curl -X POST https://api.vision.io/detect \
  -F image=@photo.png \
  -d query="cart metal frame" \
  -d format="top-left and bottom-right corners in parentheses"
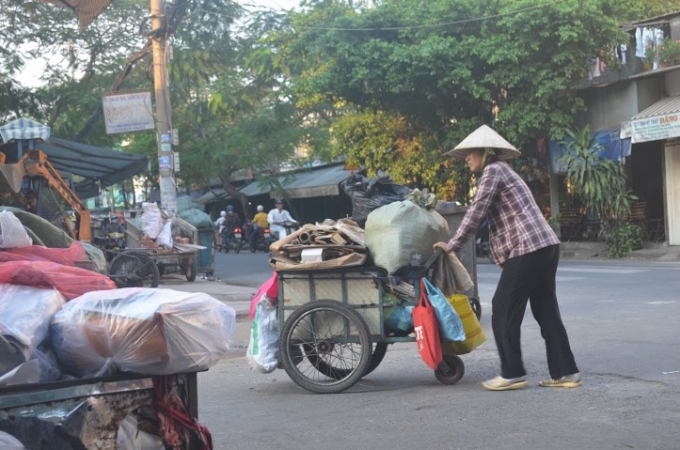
top-left (276, 249), bottom-right (475, 393)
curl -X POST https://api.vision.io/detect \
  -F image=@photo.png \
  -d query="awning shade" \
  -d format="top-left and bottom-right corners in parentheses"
top-left (196, 163), bottom-right (354, 204)
top-left (627, 95), bottom-right (680, 144)
top-left (631, 95), bottom-right (680, 120)
top-left (0, 122), bottom-right (149, 199)
top-left (280, 164), bottom-right (352, 198)
top-left (0, 118), bottom-right (51, 141)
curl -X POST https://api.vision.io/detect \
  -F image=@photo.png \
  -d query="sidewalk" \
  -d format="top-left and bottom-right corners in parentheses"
top-left (560, 241), bottom-right (680, 262)
top-left (159, 275), bottom-right (254, 320)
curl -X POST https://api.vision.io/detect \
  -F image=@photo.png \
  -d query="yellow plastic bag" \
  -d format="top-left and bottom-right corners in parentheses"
top-left (442, 294), bottom-right (486, 355)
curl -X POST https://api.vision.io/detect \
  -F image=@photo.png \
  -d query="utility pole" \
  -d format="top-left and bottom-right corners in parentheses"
top-left (150, 0), bottom-right (177, 217)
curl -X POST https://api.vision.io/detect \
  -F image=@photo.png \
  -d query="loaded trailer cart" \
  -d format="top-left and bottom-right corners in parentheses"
top-left (276, 249), bottom-right (482, 394)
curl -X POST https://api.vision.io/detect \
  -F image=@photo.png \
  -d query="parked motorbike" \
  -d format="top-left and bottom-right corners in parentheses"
top-left (475, 220), bottom-right (494, 264)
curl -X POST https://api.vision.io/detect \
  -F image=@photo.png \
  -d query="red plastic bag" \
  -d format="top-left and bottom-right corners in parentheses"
top-left (0, 260), bottom-right (116, 300)
top-left (412, 279), bottom-right (443, 370)
top-left (3, 242), bottom-right (87, 266)
top-left (249, 272), bottom-right (279, 320)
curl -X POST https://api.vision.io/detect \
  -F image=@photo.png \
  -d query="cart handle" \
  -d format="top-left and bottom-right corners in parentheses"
top-left (424, 248), bottom-right (444, 271)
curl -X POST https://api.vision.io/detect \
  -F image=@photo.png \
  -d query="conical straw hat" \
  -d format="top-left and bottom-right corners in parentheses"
top-left (447, 124), bottom-right (521, 160)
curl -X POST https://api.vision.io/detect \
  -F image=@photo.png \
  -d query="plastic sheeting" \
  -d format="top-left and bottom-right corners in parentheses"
top-left (51, 288), bottom-right (236, 377)
top-left (0, 284), bottom-right (65, 385)
top-left (365, 200), bottom-right (450, 274)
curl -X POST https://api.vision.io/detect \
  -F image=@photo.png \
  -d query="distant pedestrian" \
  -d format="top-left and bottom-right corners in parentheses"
top-left (433, 125), bottom-right (580, 391)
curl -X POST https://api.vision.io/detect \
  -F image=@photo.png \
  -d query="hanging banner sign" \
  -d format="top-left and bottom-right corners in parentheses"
top-left (630, 113), bottom-right (680, 143)
top-left (101, 92), bottom-right (155, 134)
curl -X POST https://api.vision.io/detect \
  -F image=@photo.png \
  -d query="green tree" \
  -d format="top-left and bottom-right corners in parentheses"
top-left (268, 0), bottom-right (673, 202)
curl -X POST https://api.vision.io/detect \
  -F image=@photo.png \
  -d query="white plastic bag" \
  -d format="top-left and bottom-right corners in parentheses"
top-left (365, 200), bottom-right (450, 274)
top-left (51, 288), bottom-right (236, 377)
top-left (246, 294), bottom-right (279, 374)
top-left (0, 210), bottom-right (32, 248)
top-left (0, 431), bottom-right (26, 450)
top-left (141, 202), bottom-right (163, 239)
top-left (116, 415), bottom-right (164, 450)
top-left (0, 284), bottom-right (65, 382)
top-left (156, 220), bottom-right (173, 248)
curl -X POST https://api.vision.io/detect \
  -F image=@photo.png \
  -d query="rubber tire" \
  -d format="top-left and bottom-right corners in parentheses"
top-left (235, 239), bottom-right (242, 254)
top-left (108, 252), bottom-right (160, 288)
top-left (469, 296), bottom-right (482, 320)
top-left (306, 342), bottom-right (388, 380)
top-left (183, 257), bottom-right (197, 282)
top-left (280, 300), bottom-right (372, 394)
top-left (434, 354), bottom-right (465, 385)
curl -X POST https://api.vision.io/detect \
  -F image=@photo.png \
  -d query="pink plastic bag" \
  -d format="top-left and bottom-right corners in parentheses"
top-left (3, 242), bottom-right (87, 266)
top-left (0, 260), bottom-right (116, 300)
top-left (249, 272), bottom-right (279, 320)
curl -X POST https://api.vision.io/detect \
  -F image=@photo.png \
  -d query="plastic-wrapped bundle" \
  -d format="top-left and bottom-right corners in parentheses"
top-left (51, 288), bottom-right (236, 377)
top-left (0, 284), bottom-right (65, 385)
top-left (141, 202), bottom-right (163, 239)
top-left (365, 200), bottom-right (450, 274)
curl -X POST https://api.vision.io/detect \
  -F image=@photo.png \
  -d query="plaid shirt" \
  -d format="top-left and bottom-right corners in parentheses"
top-left (447, 161), bottom-right (559, 266)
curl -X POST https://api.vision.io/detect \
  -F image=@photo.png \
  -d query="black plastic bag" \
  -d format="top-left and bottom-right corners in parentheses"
top-left (341, 174), bottom-right (411, 224)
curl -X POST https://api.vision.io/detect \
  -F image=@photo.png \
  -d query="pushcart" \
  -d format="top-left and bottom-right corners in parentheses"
top-left (276, 249), bottom-right (479, 394)
top-left (124, 217), bottom-right (201, 282)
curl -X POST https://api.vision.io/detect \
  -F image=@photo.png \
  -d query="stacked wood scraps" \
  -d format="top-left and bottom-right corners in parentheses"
top-left (269, 219), bottom-right (367, 271)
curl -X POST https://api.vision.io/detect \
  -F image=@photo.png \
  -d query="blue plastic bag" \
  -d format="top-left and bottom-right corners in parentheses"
top-left (422, 278), bottom-right (465, 342)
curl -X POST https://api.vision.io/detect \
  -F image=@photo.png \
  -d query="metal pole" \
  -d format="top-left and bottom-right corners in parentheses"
top-left (151, 0), bottom-right (177, 217)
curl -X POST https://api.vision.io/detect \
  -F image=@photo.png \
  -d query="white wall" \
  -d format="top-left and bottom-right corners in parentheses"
top-left (663, 143), bottom-right (680, 245)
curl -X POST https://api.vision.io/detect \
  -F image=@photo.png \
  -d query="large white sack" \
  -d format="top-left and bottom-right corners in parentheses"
top-left (141, 202), bottom-right (163, 239)
top-left (0, 210), bottom-right (32, 248)
top-left (246, 294), bottom-right (279, 374)
top-left (365, 200), bottom-right (449, 274)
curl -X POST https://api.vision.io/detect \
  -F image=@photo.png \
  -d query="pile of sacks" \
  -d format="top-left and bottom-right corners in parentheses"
top-left (0, 210), bottom-right (236, 386)
top-left (0, 284), bottom-right (236, 386)
top-left (269, 219), bottom-right (368, 270)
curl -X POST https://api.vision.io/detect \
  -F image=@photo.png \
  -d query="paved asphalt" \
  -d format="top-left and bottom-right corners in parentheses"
top-left (196, 252), bottom-right (680, 450)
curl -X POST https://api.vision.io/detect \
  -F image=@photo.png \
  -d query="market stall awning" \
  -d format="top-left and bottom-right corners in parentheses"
top-left (197, 163), bottom-right (355, 204)
top-left (623, 95), bottom-right (680, 144)
top-left (0, 119), bottom-right (149, 199)
top-left (240, 163), bottom-right (353, 200)
top-left (195, 188), bottom-right (229, 204)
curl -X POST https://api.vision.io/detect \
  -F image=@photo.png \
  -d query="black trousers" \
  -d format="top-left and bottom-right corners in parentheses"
top-left (492, 244), bottom-right (579, 379)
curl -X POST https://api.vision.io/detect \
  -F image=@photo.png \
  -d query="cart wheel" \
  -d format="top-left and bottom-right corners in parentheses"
top-left (305, 342), bottom-right (387, 379)
top-left (182, 257), bottom-right (197, 282)
top-left (280, 300), bottom-right (372, 394)
top-left (364, 342), bottom-right (388, 376)
top-left (108, 252), bottom-right (160, 288)
top-left (469, 296), bottom-right (482, 320)
top-left (434, 354), bottom-right (465, 385)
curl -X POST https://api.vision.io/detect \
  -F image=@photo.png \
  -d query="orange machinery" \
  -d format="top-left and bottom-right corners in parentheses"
top-left (0, 150), bottom-right (91, 243)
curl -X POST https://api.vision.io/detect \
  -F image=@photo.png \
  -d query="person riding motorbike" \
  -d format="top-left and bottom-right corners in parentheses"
top-left (267, 199), bottom-right (297, 239)
top-left (220, 205), bottom-right (240, 247)
top-left (249, 205), bottom-right (269, 251)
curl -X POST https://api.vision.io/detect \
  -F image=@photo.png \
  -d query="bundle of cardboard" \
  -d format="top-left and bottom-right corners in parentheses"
top-left (269, 219), bottom-right (368, 270)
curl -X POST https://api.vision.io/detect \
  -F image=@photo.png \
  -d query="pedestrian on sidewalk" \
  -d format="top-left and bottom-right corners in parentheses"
top-left (433, 125), bottom-right (580, 391)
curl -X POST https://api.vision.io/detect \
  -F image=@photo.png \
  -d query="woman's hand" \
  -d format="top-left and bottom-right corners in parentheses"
top-left (432, 241), bottom-right (452, 253)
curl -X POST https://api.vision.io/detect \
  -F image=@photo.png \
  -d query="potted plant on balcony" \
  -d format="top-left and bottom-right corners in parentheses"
top-left (644, 45), bottom-right (656, 70)
top-left (658, 38), bottom-right (680, 67)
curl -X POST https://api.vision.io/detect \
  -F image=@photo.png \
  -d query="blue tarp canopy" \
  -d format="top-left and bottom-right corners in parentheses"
top-left (549, 128), bottom-right (631, 174)
top-left (0, 119), bottom-right (149, 199)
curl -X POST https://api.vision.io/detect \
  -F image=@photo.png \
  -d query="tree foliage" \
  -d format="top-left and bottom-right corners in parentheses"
top-left (269, 0), bottom-right (673, 202)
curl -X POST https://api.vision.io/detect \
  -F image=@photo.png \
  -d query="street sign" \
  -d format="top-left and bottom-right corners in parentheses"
top-left (173, 152), bottom-right (180, 172)
top-left (172, 128), bottom-right (179, 145)
top-left (101, 91), bottom-right (155, 134)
